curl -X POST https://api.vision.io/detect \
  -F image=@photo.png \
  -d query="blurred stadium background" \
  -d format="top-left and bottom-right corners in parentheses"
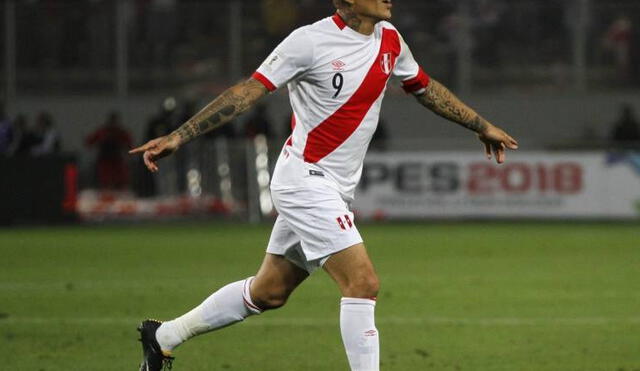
top-left (0, 0), bottom-right (639, 370)
top-left (0, 0), bottom-right (639, 222)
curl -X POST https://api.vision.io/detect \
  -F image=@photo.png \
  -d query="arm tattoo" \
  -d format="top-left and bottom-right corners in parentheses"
top-left (416, 79), bottom-right (489, 133)
top-left (171, 78), bottom-right (268, 145)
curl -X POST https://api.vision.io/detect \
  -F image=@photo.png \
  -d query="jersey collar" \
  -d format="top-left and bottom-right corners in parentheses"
top-left (332, 13), bottom-right (347, 30)
top-left (332, 13), bottom-right (375, 41)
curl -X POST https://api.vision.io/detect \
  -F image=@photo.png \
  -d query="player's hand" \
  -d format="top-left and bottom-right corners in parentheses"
top-left (129, 135), bottom-right (181, 172)
top-left (477, 125), bottom-right (518, 164)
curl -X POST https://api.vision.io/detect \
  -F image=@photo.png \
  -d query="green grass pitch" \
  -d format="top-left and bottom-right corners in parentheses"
top-left (1, 222), bottom-right (639, 370)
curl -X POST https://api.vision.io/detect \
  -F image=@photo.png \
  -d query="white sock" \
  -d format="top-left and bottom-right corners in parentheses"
top-left (340, 297), bottom-right (379, 371)
top-left (155, 277), bottom-right (262, 352)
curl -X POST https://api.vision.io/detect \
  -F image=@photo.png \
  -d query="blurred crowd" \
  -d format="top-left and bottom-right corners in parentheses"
top-left (0, 106), bottom-right (61, 157)
top-left (10, 0), bottom-right (640, 91)
top-left (2, 0), bottom-right (640, 198)
top-left (610, 103), bottom-right (640, 147)
top-left (2, 96), bottom-right (637, 197)
top-left (0, 95), bottom-right (394, 196)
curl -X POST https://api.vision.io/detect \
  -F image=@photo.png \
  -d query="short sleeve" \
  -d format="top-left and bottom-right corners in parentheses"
top-left (253, 27), bottom-right (314, 92)
top-left (393, 36), bottom-right (430, 95)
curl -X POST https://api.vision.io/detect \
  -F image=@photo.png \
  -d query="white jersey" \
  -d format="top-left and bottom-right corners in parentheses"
top-left (253, 14), bottom-right (430, 201)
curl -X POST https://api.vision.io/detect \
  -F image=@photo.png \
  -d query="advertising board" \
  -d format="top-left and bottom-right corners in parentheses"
top-left (353, 151), bottom-right (640, 219)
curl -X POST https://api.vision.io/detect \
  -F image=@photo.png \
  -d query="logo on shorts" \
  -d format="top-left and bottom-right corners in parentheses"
top-left (336, 214), bottom-right (353, 230)
top-left (380, 53), bottom-right (395, 75)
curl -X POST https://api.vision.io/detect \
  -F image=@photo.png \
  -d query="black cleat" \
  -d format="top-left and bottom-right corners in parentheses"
top-left (137, 319), bottom-right (174, 371)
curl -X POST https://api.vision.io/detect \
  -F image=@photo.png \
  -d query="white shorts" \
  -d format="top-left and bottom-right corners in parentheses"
top-left (267, 184), bottom-right (363, 273)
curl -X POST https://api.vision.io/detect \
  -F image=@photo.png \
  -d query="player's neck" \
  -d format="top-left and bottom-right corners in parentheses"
top-left (337, 9), bottom-right (377, 36)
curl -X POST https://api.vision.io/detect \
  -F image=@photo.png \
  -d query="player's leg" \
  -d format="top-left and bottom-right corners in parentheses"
top-left (323, 243), bottom-right (380, 371)
top-left (154, 253), bottom-right (308, 352)
top-left (323, 242), bottom-right (379, 298)
top-left (250, 253), bottom-right (309, 309)
top-left (138, 214), bottom-right (308, 370)
top-left (270, 185), bottom-right (378, 370)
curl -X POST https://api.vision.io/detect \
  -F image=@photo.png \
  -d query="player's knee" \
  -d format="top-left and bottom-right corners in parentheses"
top-left (345, 274), bottom-right (379, 298)
top-left (251, 289), bottom-right (290, 311)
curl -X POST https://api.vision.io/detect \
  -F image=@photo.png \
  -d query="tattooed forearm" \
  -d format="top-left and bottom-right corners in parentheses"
top-left (170, 78), bottom-right (268, 145)
top-left (416, 79), bottom-right (490, 133)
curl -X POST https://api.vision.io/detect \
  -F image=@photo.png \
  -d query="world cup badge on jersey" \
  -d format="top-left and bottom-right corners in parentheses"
top-left (264, 51), bottom-right (284, 72)
top-left (380, 53), bottom-right (395, 75)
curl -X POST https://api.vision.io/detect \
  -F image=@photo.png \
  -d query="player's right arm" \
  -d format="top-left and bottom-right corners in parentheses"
top-left (130, 78), bottom-right (268, 172)
top-left (131, 26), bottom-right (312, 172)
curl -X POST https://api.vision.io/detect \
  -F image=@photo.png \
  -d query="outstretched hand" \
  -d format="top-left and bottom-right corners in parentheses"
top-left (477, 125), bottom-right (518, 164)
top-left (129, 135), bottom-right (181, 172)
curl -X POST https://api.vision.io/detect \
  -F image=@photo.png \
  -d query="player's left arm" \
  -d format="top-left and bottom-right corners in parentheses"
top-left (415, 78), bottom-right (519, 164)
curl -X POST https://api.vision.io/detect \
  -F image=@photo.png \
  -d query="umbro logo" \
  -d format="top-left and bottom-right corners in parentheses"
top-left (331, 60), bottom-right (346, 71)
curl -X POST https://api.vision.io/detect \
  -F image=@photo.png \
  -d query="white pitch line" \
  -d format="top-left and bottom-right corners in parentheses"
top-left (1, 316), bottom-right (639, 326)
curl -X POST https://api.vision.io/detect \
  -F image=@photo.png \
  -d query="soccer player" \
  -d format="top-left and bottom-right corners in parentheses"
top-left (130, 0), bottom-right (518, 370)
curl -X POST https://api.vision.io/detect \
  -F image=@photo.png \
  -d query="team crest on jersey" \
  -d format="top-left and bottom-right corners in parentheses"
top-left (331, 60), bottom-right (346, 71)
top-left (380, 53), bottom-right (395, 75)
